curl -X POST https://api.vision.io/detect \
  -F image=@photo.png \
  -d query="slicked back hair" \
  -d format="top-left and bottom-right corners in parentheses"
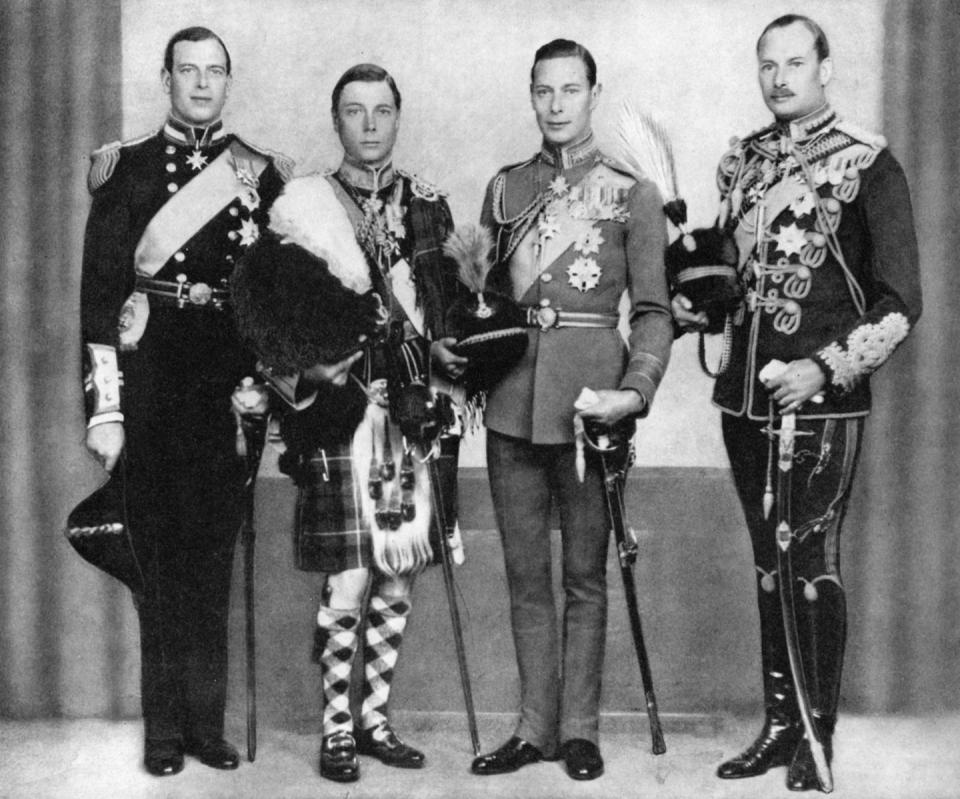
top-left (757, 14), bottom-right (830, 62)
top-left (163, 26), bottom-right (232, 75)
top-left (531, 39), bottom-right (597, 88)
top-left (331, 63), bottom-right (402, 114)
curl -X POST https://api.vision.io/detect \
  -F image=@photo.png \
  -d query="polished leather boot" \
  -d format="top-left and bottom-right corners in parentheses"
top-left (356, 722), bottom-right (425, 769)
top-left (786, 716), bottom-right (835, 792)
top-left (717, 712), bottom-right (803, 779)
top-left (320, 730), bottom-right (360, 782)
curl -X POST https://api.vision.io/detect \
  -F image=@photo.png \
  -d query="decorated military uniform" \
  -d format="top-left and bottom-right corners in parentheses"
top-left (81, 116), bottom-right (289, 749)
top-left (479, 132), bottom-right (673, 753)
top-left (255, 160), bottom-right (462, 756)
top-left (713, 105), bottom-right (921, 779)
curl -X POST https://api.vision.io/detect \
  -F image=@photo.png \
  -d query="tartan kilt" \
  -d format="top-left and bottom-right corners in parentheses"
top-left (294, 434), bottom-right (460, 573)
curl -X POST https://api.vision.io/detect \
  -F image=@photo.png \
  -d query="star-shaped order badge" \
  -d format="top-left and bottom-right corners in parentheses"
top-left (574, 226), bottom-right (604, 256)
top-left (237, 217), bottom-right (260, 247)
top-left (772, 222), bottom-right (807, 257)
top-left (549, 175), bottom-right (569, 196)
top-left (789, 190), bottom-right (816, 218)
top-left (566, 256), bottom-right (602, 292)
top-left (185, 149), bottom-right (208, 171)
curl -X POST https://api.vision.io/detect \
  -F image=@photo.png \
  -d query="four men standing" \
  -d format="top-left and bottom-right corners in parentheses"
top-left (78, 15), bottom-right (919, 795)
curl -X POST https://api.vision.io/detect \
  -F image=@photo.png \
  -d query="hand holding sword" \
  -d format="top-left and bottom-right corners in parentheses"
top-left (573, 388), bottom-right (666, 756)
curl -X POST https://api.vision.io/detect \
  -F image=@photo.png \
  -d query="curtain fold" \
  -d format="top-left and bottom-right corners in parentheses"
top-left (0, 0), bottom-right (139, 719)
top-left (843, 0), bottom-right (960, 714)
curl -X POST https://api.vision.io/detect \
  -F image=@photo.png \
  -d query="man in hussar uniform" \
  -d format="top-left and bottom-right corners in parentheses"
top-left (674, 14), bottom-right (921, 793)
top-left (246, 63), bottom-right (466, 783)
top-left (81, 26), bottom-right (290, 776)
top-left (469, 39), bottom-right (673, 782)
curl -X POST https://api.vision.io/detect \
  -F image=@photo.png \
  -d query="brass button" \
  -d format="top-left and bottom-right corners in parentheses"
top-left (540, 272), bottom-right (553, 283)
top-left (165, 145), bottom-right (175, 155)
top-left (174, 251), bottom-right (186, 263)
top-left (165, 163), bottom-right (176, 173)
top-left (539, 298), bottom-right (551, 307)
top-left (167, 182), bottom-right (178, 193)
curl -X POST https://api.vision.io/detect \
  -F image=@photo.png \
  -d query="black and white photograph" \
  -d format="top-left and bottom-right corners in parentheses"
top-left (0, 1), bottom-right (957, 797)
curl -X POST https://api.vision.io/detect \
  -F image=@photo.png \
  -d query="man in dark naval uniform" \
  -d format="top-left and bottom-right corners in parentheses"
top-left (81, 26), bottom-right (290, 776)
top-left (470, 39), bottom-right (673, 782)
top-left (249, 63), bottom-right (466, 783)
top-left (674, 15), bottom-right (921, 793)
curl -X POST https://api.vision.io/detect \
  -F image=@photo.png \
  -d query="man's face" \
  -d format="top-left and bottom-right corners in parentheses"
top-left (162, 38), bottom-right (231, 127)
top-left (530, 56), bottom-right (599, 148)
top-left (333, 80), bottom-right (400, 168)
top-left (757, 22), bottom-right (831, 121)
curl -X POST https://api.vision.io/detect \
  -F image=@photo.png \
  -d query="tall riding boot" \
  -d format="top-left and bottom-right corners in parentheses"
top-left (786, 572), bottom-right (845, 792)
top-left (718, 585), bottom-right (802, 779)
top-left (315, 603), bottom-right (361, 783)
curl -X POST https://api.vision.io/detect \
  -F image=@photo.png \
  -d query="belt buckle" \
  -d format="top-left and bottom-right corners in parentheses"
top-left (536, 307), bottom-right (558, 331)
top-left (187, 282), bottom-right (213, 306)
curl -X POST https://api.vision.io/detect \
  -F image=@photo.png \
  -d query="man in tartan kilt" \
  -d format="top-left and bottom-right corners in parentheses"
top-left (234, 63), bottom-right (466, 783)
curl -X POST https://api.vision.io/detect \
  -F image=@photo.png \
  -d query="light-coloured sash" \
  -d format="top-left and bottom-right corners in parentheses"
top-left (133, 140), bottom-right (267, 277)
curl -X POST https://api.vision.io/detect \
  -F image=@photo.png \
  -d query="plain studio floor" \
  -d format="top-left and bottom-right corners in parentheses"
top-left (1, 712), bottom-right (958, 799)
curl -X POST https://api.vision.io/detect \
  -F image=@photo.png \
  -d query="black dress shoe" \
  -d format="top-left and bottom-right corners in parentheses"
top-left (184, 737), bottom-right (240, 770)
top-left (717, 717), bottom-right (802, 779)
top-left (320, 730), bottom-right (360, 782)
top-left (357, 722), bottom-right (425, 768)
top-left (471, 736), bottom-right (546, 775)
top-left (144, 739), bottom-right (185, 777)
top-left (562, 739), bottom-right (604, 781)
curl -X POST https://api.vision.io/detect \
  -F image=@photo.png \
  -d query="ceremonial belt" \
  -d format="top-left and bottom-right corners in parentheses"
top-left (522, 306), bottom-right (619, 331)
top-left (135, 275), bottom-right (230, 310)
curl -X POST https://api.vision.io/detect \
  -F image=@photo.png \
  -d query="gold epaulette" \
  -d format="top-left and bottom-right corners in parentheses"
top-left (397, 168), bottom-right (446, 201)
top-left (234, 135), bottom-right (296, 182)
top-left (87, 130), bottom-right (154, 193)
top-left (835, 119), bottom-right (887, 151)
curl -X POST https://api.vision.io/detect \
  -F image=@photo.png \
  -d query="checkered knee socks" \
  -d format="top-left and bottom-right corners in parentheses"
top-left (360, 594), bottom-right (411, 732)
top-left (316, 604), bottom-right (361, 736)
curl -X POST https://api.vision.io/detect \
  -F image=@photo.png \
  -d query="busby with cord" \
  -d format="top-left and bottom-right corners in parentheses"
top-left (665, 226), bottom-right (742, 335)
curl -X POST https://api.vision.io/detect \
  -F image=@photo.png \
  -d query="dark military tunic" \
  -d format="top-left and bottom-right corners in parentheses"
top-left (713, 105), bottom-right (921, 732)
top-left (80, 116), bottom-right (288, 743)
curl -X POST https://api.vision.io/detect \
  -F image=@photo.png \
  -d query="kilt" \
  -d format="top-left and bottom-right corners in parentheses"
top-left (294, 431), bottom-right (460, 574)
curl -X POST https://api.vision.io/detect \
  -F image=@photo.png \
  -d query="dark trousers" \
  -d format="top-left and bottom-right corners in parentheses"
top-left (487, 431), bottom-right (610, 752)
top-left (125, 387), bottom-right (244, 745)
top-left (722, 413), bottom-right (863, 719)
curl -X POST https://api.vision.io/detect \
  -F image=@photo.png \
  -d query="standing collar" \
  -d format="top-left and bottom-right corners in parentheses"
top-left (539, 131), bottom-right (599, 170)
top-left (162, 115), bottom-right (227, 148)
top-left (336, 158), bottom-right (396, 193)
top-left (776, 104), bottom-right (837, 144)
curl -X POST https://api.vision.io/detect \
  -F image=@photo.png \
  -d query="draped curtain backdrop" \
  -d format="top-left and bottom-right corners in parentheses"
top-left (844, 0), bottom-right (960, 714)
top-left (0, 0), bottom-right (140, 718)
top-left (1, 0), bottom-right (957, 719)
